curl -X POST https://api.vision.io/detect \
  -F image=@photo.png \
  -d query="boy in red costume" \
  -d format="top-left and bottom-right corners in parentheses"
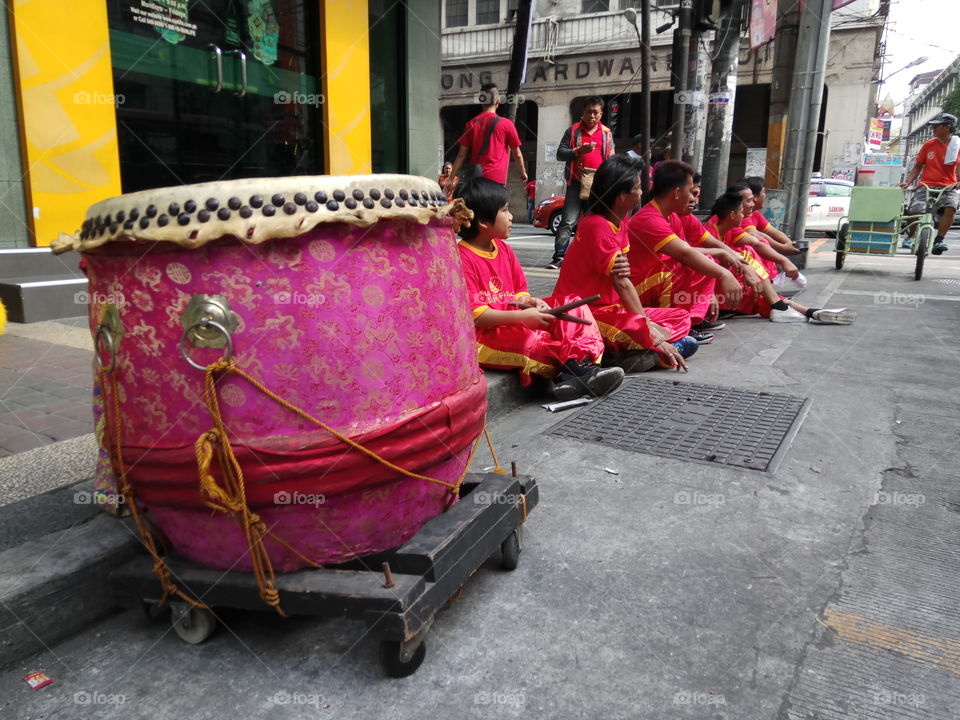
top-left (455, 177), bottom-right (624, 399)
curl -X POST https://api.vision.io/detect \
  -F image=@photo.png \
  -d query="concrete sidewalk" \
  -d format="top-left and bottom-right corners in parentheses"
top-left (4, 239), bottom-right (960, 718)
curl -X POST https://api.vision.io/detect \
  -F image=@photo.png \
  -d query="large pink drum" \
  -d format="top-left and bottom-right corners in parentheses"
top-left (54, 176), bottom-right (486, 571)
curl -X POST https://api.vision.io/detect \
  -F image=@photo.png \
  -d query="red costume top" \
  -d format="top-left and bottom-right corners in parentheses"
top-left (552, 214), bottom-right (628, 306)
top-left (676, 213), bottom-right (711, 246)
top-left (743, 211), bottom-right (771, 232)
top-left (627, 200), bottom-right (686, 279)
top-left (705, 217), bottom-right (751, 247)
top-left (456, 238), bottom-right (529, 320)
top-left (458, 112), bottom-right (522, 185)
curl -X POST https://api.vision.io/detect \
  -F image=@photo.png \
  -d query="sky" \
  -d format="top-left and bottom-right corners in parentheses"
top-left (878, 0), bottom-right (956, 108)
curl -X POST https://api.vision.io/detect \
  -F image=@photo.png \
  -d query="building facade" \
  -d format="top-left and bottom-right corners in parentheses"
top-left (440, 0), bottom-right (885, 205)
top-left (903, 56), bottom-right (960, 165)
top-left (0, 0), bottom-right (441, 249)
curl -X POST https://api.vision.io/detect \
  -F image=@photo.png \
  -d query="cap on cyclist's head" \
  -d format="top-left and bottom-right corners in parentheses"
top-left (927, 112), bottom-right (957, 130)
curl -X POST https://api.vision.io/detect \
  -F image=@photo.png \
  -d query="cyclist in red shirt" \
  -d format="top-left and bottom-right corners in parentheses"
top-left (901, 112), bottom-right (960, 255)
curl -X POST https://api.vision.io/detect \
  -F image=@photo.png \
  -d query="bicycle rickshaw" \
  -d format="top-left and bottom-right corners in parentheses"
top-left (834, 183), bottom-right (956, 280)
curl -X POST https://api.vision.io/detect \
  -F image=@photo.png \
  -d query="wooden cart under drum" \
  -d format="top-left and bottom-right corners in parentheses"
top-left (110, 471), bottom-right (538, 677)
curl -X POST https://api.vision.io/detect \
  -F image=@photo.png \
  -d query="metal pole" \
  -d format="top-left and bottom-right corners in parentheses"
top-left (503, 0), bottom-right (533, 124)
top-left (641, 1), bottom-right (652, 195)
top-left (671, 0), bottom-right (693, 162)
top-left (765, 0), bottom-right (801, 189)
top-left (781, 0), bottom-right (832, 242)
top-left (699, 0), bottom-right (746, 205)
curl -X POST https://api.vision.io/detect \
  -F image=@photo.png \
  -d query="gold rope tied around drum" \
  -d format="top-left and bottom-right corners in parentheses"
top-left (192, 358), bottom-right (484, 614)
top-left (100, 368), bottom-right (209, 611)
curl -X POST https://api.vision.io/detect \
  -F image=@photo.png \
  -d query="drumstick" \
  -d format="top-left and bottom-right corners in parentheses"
top-left (553, 313), bottom-right (592, 325)
top-left (545, 295), bottom-right (600, 315)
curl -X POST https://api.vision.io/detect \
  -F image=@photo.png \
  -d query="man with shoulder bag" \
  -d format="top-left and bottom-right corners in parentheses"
top-left (546, 96), bottom-right (614, 269)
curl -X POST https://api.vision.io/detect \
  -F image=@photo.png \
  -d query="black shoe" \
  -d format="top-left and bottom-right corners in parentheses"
top-left (553, 359), bottom-right (624, 400)
top-left (689, 329), bottom-right (715, 344)
top-left (932, 242), bottom-right (949, 255)
top-left (692, 320), bottom-right (725, 331)
top-left (602, 349), bottom-right (659, 374)
top-left (717, 310), bottom-right (738, 320)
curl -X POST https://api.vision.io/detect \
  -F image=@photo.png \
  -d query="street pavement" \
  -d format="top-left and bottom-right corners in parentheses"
top-left (3, 225), bottom-right (960, 718)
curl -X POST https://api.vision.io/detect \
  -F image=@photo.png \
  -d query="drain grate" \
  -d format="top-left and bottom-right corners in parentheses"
top-left (548, 377), bottom-right (810, 473)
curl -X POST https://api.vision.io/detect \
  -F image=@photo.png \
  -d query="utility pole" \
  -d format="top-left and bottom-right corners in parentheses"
top-left (503, 0), bottom-right (533, 124)
top-left (699, 0), bottom-right (747, 205)
top-left (765, 0), bottom-right (801, 189)
top-left (671, 0), bottom-right (693, 162)
top-left (780, 0), bottom-right (832, 242)
top-left (623, 5), bottom-right (652, 196)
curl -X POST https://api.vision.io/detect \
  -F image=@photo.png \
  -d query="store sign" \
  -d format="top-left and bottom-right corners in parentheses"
top-left (749, 0), bottom-right (777, 50)
top-left (130, 0), bottom-right (198, 43)
top-left (867, 118), bottom-right (884, 150)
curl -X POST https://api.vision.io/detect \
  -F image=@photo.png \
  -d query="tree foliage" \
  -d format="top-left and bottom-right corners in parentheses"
top-left (943, 81), bottom-right (960, 120)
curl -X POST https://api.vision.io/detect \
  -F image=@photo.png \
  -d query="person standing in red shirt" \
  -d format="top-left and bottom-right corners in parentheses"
top-left (901, 112), bottom-right (960, 255)
top-left (444, 84), bottom-right (527, 193)
top-left (547, 97), bottom-right (615, 269)
top-left (524, 179), bottom-right (537, 224)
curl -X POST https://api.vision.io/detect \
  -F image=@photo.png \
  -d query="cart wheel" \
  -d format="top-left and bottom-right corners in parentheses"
top-left (500, 529), bottom-right (521, 570)
top-left (171, 605), bottom-right (217, 645)
top-left (835, 223), bottom-right (848, 270)
top-left (915, 226), bottom-right (931, 280)
top-left (379, 639), bottom-right (427, 678)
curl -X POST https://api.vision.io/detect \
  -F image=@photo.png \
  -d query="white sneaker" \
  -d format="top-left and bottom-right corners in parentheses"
top-left (810, 308), bottom-right (856, 325)
top-left (770, 306), bottom-right (806, 323)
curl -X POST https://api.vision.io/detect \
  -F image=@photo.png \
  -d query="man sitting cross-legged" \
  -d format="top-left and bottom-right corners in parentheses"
top-left (455, 177), bottom-right (625, 400)
top-left (707, 191), bottom-right (856, 324)
top-left (552, 155), bottom-right (695, 373)
top-left (626, 160), bottom-right (744, 341)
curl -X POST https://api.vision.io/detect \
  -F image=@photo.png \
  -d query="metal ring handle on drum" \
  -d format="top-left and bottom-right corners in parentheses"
top-left (94, 325), bottom-right (117, 374)
top-left (179, 319), bottom-right (234, 371)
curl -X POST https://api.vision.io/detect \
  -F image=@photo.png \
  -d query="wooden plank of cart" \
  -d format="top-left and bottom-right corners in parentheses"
top-left (109, 471), bottom-right (539, 677)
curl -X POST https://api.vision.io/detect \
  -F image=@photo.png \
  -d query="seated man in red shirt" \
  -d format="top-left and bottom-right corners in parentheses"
top-left (455, 177), bottom-right (624, 399)
top-left (707, 191), bottom-right (855, 324)
top-left (901, 112), bottom-right (960, 255)
top-left (627, 160), bottom-right (744, 340)
top-left (740, 176), bottom-right (798, 255)
top-left (553, 154), bottom-right (694, 372)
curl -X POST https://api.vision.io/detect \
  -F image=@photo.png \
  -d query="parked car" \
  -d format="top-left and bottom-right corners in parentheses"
top-left (806, 177), bottom-right (853, 235)
top-left (533, 195), bottom-right (566, 235)
top-left (534, 177), bottom-right (855, 236)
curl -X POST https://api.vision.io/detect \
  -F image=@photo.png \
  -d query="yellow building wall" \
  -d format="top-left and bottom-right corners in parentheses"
top-left (320, 0), bottom-right (372, 175)
top-left (9, 0), bottom-right (123, 246)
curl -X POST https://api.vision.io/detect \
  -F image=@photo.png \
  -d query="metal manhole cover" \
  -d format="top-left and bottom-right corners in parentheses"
top-left (548, 377), bottom-right (810, 473)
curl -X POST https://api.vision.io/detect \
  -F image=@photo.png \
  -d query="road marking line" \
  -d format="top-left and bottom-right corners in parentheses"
top-left (823, 608), bottom-right (960, 676)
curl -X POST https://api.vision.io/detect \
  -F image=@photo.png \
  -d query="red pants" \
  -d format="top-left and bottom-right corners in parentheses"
top-left (722, 246), bottom-right (777, 317)
top-left (591, 304), bottom-right (691, 352)
top-left (633, 258), bottom-right (716, 324)
top-left (475, 295), bottom-right (605, 384)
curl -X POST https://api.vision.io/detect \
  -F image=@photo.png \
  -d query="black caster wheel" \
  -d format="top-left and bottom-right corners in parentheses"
top-left (379, 638), bottom-right (427, 678)
top-left (500, 529), bottom-right (521, 570)
top-left (170, 605), bottom-right (217, 644)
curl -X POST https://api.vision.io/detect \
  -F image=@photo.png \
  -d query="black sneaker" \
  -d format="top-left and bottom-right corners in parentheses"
top-left (932, 242), bottom-right (949, 255)
top-left (602, 349), bottom-right (659, 374)
top-left (689, 329), bottom-right (715, 344)
top-left (581, 365), bottom-right (625, 397)
top-left (553, 359), bottom-right (624, 400)
top-left (692, 320), bottom-right (725, 331)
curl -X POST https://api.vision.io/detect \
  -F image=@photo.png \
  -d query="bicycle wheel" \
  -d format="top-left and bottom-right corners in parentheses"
top-left (915, 225), bottom-right (931, 280)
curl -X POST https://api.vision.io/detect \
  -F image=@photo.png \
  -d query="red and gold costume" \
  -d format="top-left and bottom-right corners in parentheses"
top-left (627, 201), bottom-right (716, 324)
top-left (704, 218), bottom-right (780, 316)
top-left (553, 214), bottom-right (691, 351)
top-left (457, 238), bottom-right (604, 383)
